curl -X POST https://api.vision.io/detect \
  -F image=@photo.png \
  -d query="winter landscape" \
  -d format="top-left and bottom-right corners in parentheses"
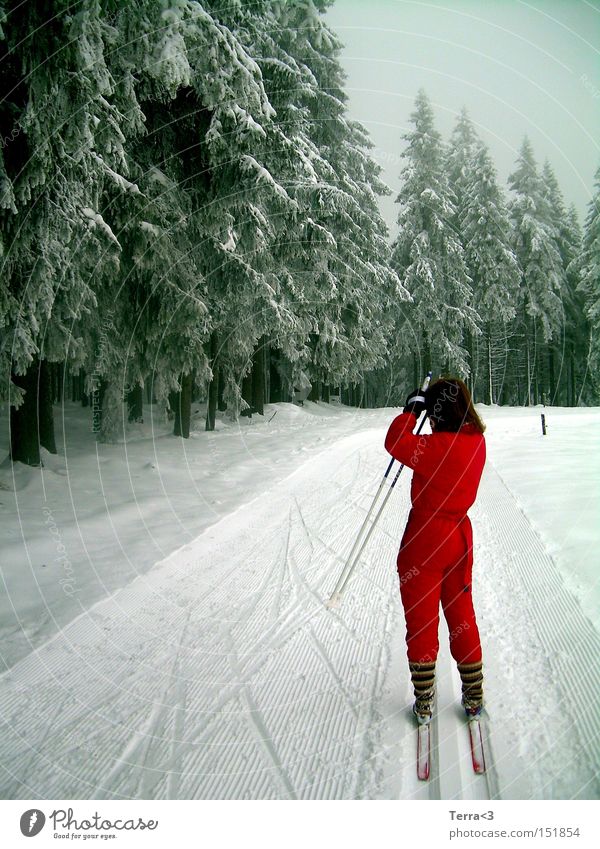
top-left (0, 0), bottom-right (599, 810)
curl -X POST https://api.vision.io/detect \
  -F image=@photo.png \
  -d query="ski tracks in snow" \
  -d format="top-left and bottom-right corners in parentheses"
top-left (0, 433), bottom-right (410, 799)
top-left (0, 426), bottom-right (596, 800)
top-left (472, 459), bottom-right (600, 799)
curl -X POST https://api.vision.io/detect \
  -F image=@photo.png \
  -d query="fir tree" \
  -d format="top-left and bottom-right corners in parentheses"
top-left (540, 162), bottom-right (589, 404)
top-left (508, 138), bottom-right (564, 404)
top-left (391, 89), bottom-right (478, 379)
top-left (446, 107), bottom-right (480, 225)
top-left (1, 0), bottom-right (138, 461)
top-left (575, 165), bottom-right (600, 401)
top-left (266, 0), bottom-right (405, 400)
top-left (459, 143), bottom-right (520, 403)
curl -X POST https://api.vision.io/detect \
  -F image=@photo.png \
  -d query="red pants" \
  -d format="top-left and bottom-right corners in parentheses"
top-left (397, 518), bottom-right (482, 665)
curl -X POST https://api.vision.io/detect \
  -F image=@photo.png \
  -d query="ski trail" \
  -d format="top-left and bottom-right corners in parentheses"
top-left (227, 635), bottom-right (298, 800)
top-left (94, 609), bottom-right (191, 800)
top-left (1, 424), bottom-right (595, 800)
top-left (472, 459), bottom-right (600, 799)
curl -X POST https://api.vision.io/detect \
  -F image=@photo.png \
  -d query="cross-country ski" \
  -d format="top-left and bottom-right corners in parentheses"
top-left (417, 723), bottom-right (431, 781)
top-left (468, 719), bottom-right (486, 775)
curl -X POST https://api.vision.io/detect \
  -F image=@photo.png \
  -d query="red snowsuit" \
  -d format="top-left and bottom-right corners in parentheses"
top-left (384, 412), bottom-right (486, 665)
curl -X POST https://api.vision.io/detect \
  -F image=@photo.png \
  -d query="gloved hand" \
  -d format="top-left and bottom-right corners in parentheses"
top-left (403, 388), bottom-right (427, 416)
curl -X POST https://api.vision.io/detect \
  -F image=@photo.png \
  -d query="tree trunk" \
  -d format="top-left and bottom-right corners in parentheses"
top-left (217, 368), bottom-right (227, 412)
top-left (206, 331), bottom-right (219, 431)
top-left (269, 348), bottom-right (283, 403)
top-left (80, 371), bottom-right (89, 407)
top-left (308, 379), bottom-right (320, 402)
top-left (38, 359), bottom-right (57, 454)
top-left (10, 359), bottom-right (42, 465)
top-left (487, 325), bottom-right (493, 405)
top-left (322, 383), bottom-right (330, 403)
top-left (569, 341), bottom-right (576, 406)
top-left (241, 370), bottom-right (253, 417)
top-left (547, 347), bottom-right (555, 405)
top-left (172, 372), bottom-right (193, 437)
top-left (55, 362), bottom-right (64, 404)
top-left (10, 358), bottom-right (56, 463)
top-left (525, 335), bottom-right (532, 406)
top-left (422, 335), bottom-right (432, 376)
top-left (252, 339), bottom-right (266, 416)
top-left (91, 378), bottom-right (108, 433)
top-left (127, 384), bottom-right (144, 423)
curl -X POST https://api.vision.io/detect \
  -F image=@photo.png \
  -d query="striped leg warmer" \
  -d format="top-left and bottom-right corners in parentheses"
top-left (409, 661), bottom-right (435, 718)
top-left (457, 660), bottom-right (484, 709)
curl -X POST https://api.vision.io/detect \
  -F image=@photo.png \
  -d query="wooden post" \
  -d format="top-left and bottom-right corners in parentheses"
top-left (541, 413), bottom-right (547, 436)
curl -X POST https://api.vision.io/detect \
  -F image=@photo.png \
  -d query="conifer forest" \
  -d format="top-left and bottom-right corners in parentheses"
top-left (1, 0), bottom-right (598, 466)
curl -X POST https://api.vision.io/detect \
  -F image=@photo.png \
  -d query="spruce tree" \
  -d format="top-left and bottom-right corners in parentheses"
top-left (391, 89), bottom-right (478, 379)
top-left (459, 144), bottom-right (520, 403)
top-left (508, 138), bottom-right (564, 404)
top-left (541, 162), bottom-right (589, 404)
top-left (446, 107), bottom-right (480, 225)
top-left (1, 0), bottom-right (138, 461)
top-left (268, 0), bottom-right (404, 399)
top-left (575, 165), bottom-right (600, 401)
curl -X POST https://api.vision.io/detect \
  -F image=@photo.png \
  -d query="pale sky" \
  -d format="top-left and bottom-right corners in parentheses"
top-left (325, 0), bottom-right (600, 235)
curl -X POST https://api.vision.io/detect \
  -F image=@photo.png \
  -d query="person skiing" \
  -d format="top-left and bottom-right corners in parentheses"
top-left (384, 377), bottom-right (487, 725)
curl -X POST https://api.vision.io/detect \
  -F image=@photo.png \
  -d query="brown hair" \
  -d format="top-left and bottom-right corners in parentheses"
top-left (425, 377), bottom-right (486, 434)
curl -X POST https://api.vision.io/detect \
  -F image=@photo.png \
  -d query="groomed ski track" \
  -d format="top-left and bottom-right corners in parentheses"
top-left (0, 426), bottom-right (598, 800)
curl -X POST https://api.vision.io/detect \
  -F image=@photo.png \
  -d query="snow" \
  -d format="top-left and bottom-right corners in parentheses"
top-left (477, 405), bottom-right (600, 629)
top-left (220, 226), bottom-right (237, 252)
top-left (240, 154), bottom-right (296, 206)
top-left (90, 152), bottom-right (140, 195)
top-left (0, 402), bottom-right (598, 799)
top-left (139, 220), bottom-right (162, 237)
top-left (81, 206), bottom-right (120, 245)
top-left (0, 401), bottom-right (378, 669)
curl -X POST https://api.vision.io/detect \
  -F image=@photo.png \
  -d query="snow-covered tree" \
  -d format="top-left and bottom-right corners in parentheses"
top-left (391, 89), bottom-right (478, 380)
top-left (1, 0), bottom-right (142, 461)
top-left (507, 138), bottom-right (564, 404)
top-left (459, 143), bottom-right (521, 403)
top-left (575, 165), bottom-right (600, 401)
top-left (446, 107), bottom-right (480, 225)
top-left (540, 162), bottom-right (590, 404)
top-left (255, 0), bottom-right (405, 403)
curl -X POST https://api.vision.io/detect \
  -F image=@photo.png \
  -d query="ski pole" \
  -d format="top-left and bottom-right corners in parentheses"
top-left (327, 372), bottom-right (432, 608)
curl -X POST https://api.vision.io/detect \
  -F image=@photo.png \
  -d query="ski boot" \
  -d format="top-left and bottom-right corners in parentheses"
top-left (413, 702), bottom-right (433, 725)
top-left (461, 697), bottom-right (483, 720)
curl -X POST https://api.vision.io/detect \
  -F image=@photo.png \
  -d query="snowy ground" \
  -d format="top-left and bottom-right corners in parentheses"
top-left (0, 401), bottom-right (598, 800)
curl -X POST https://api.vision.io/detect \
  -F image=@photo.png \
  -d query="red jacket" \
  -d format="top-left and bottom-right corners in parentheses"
top-left (384, 412), bottom-right (486, 569)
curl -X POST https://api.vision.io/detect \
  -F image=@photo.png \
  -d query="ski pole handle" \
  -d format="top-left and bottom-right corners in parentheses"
top-left (389, 409), bottom-right (429, 489)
